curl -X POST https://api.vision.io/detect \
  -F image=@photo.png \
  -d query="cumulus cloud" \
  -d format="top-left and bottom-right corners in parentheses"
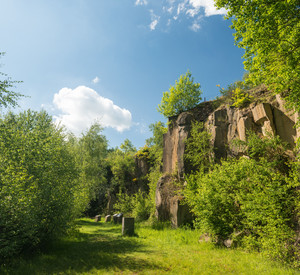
top-left (189, 0), bottom-right (227, 16)
top-left (53, 86), bottom-right (132, 135)
top-left (135, 0), bottom-right (148, 6)
top-left (92, 76), bottom-right (100, 84)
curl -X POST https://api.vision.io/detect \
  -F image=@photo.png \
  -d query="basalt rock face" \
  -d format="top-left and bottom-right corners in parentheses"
top-left (162, 101), bottom-right (215, 178)
top-left (156, 93), bottom-right (299, 227)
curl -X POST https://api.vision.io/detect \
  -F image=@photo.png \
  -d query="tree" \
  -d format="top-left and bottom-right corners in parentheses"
top-left (0, 52), bottom-right (23, 108)
top-left (120, 138), bottom-right (136, 153)
top-left (146, 121), bottom-right (167, 149)
top-left (215, 1), bottom-right (300, 110)
top-left (0, 110), bottom-right (79, 258)
top-left (107, 139), bottom-right (136, 192)
top-left (73, 123), bottom-right (108, 214)
top-left (157, 70), bottom-right (202, 118)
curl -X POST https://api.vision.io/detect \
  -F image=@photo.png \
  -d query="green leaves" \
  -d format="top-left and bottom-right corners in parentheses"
top-left (157, 70), bottom-right (202, 118)
top-left (184, 131), bottom-right (300, 266)
top-left (215, 0), bottom-right (300, 111)
top-left (0, 52), bottom-right (23, 108)
top-left (231, 87), bottom-right (253, 108)
top-left (184, 121), bottom-right (213, 174)
top-left (0, 110), bottom-right (79, 259)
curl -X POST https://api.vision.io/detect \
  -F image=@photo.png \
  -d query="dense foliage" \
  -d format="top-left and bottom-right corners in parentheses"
top-left (157, 70), bottom-right (202, 118)
top-left (0, 111), bottom-right (79, 259)
top-left (184, 130), bottom-right (300, 267)
top-left (70, 124), bottom-right (109, 216)
top-left (215, 0), bottom-right (300, 111)
top-left (184, 121), bottom-right (213, 174)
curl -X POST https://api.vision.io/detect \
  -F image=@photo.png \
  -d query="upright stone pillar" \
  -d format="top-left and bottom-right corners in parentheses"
top-left (122, 217), bottom-right (135, 236)
top-left (105, 215), bottom-right (111, 222)
top-left (95, 215), bottom-right (101, 222)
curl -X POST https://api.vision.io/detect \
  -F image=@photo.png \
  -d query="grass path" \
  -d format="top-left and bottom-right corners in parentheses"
top-left (1, 218), bottom-right (299, 274)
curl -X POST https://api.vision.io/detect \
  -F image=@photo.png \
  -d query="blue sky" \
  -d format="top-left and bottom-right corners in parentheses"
top-left (0, 0), bottom-right (245, 149)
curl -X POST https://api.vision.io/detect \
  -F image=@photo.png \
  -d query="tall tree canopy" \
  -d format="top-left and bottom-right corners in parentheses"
top-left (157, 70), bottom-right (202, 118)
top-left (215, 0), bottom-right (300, 110)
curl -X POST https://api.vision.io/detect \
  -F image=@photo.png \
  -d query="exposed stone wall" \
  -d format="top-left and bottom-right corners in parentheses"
top-left (156, 92), bottom-right (299, 227)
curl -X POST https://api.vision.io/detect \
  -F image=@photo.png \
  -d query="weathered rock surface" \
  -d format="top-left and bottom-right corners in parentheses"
top-left (170, 196), bottom-right (193, 228)
top-left (156, 92), bottom-right (299, 226)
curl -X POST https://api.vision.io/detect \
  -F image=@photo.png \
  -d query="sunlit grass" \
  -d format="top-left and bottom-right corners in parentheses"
top-left (1, 218), bottom-right (299, 274)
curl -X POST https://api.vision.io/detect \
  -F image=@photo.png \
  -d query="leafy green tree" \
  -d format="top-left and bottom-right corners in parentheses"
top-left (0, 110), bottom-right (79, 258)
top-left (145, 121), bottom-right (167, 165)
top-left (157, 70), bottom-right (202, 118)
top-left (108, 140), bottom-right (136, 192)
top-left (146, 121), bottom-right (167, 149)
top-left (73, 123), bottom-right (108, 214)
top-left (120, 138), bottom-right (136, 153)
top-left (215, 0), bottom-right (300, 110)
top-left (0, 52), bottom-right (23, 108)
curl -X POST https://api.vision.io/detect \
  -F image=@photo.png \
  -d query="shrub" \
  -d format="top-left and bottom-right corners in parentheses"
top-left (184, 157), bottom-right (299, 266)
top-left (231, 131), bottom-right (291, 174)
top-left (184, 121), bottom-right (213, 174)
top-left (0, 110), bottom-right (79, 259)
top-left (114, 190), bottom-right (152, 222)
top-left (231, 87), bottom-right (253, 108)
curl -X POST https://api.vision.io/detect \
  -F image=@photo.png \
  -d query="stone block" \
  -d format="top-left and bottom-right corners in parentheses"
top-left (95, 215), bottom-right (101, 222)
top-left (122, 217), bottom-right (135, 236)
top-left (105, 215), bottom-right (111, 222)
top-left (252, 103), bottom-right (273, 124)
top-left (113, 213), bottom-right (123, 224)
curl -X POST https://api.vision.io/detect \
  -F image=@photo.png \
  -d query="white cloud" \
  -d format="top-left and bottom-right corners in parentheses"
top-left (135, 0), bottom-right (148, 6)
top-left (53, 86), bottom-right (132, 135)
top-left (92, 76), bottom-right (100, 84)
top-left (150, 19), bottom-right (159, 30)
top-left (177, 1), bottom-right (188, 15)
top-left (190, 22), bottom-right (201, 31)
top-left (189, 0), bottom-right (227, 16)
top-left (134, 0), bottom-right (226, 31)
top-left (149, 10), bottom-right (160, 31)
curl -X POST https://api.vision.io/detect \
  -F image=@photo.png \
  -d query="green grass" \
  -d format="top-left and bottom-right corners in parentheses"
top-left (1, 218), bottom-right (299, 274)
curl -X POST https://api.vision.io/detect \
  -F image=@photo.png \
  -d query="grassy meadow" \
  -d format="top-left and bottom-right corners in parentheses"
top-left (1, 218), bottom-right (299, 275)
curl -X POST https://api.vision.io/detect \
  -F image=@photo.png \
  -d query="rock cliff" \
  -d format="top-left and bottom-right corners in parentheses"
top-left (156, 88), bottom-right (299, 227)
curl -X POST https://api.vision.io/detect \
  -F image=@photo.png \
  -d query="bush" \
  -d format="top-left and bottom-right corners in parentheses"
top-left (184, 157), bottom-right (299, 266)
top-left (231, 131), bottom-right (291, 174)
top-left (184, 121), bottom-right (213, 174)
top-left (114, 190), bottom-right (152, 222)
top-left (0, 110), bottom-right (79, 259)
top-left (231, 87), bottom-right (253, 108)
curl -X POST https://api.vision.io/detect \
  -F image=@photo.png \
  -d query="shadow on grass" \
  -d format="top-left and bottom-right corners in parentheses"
top-left (1, 219), bottom-right (161, 274)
